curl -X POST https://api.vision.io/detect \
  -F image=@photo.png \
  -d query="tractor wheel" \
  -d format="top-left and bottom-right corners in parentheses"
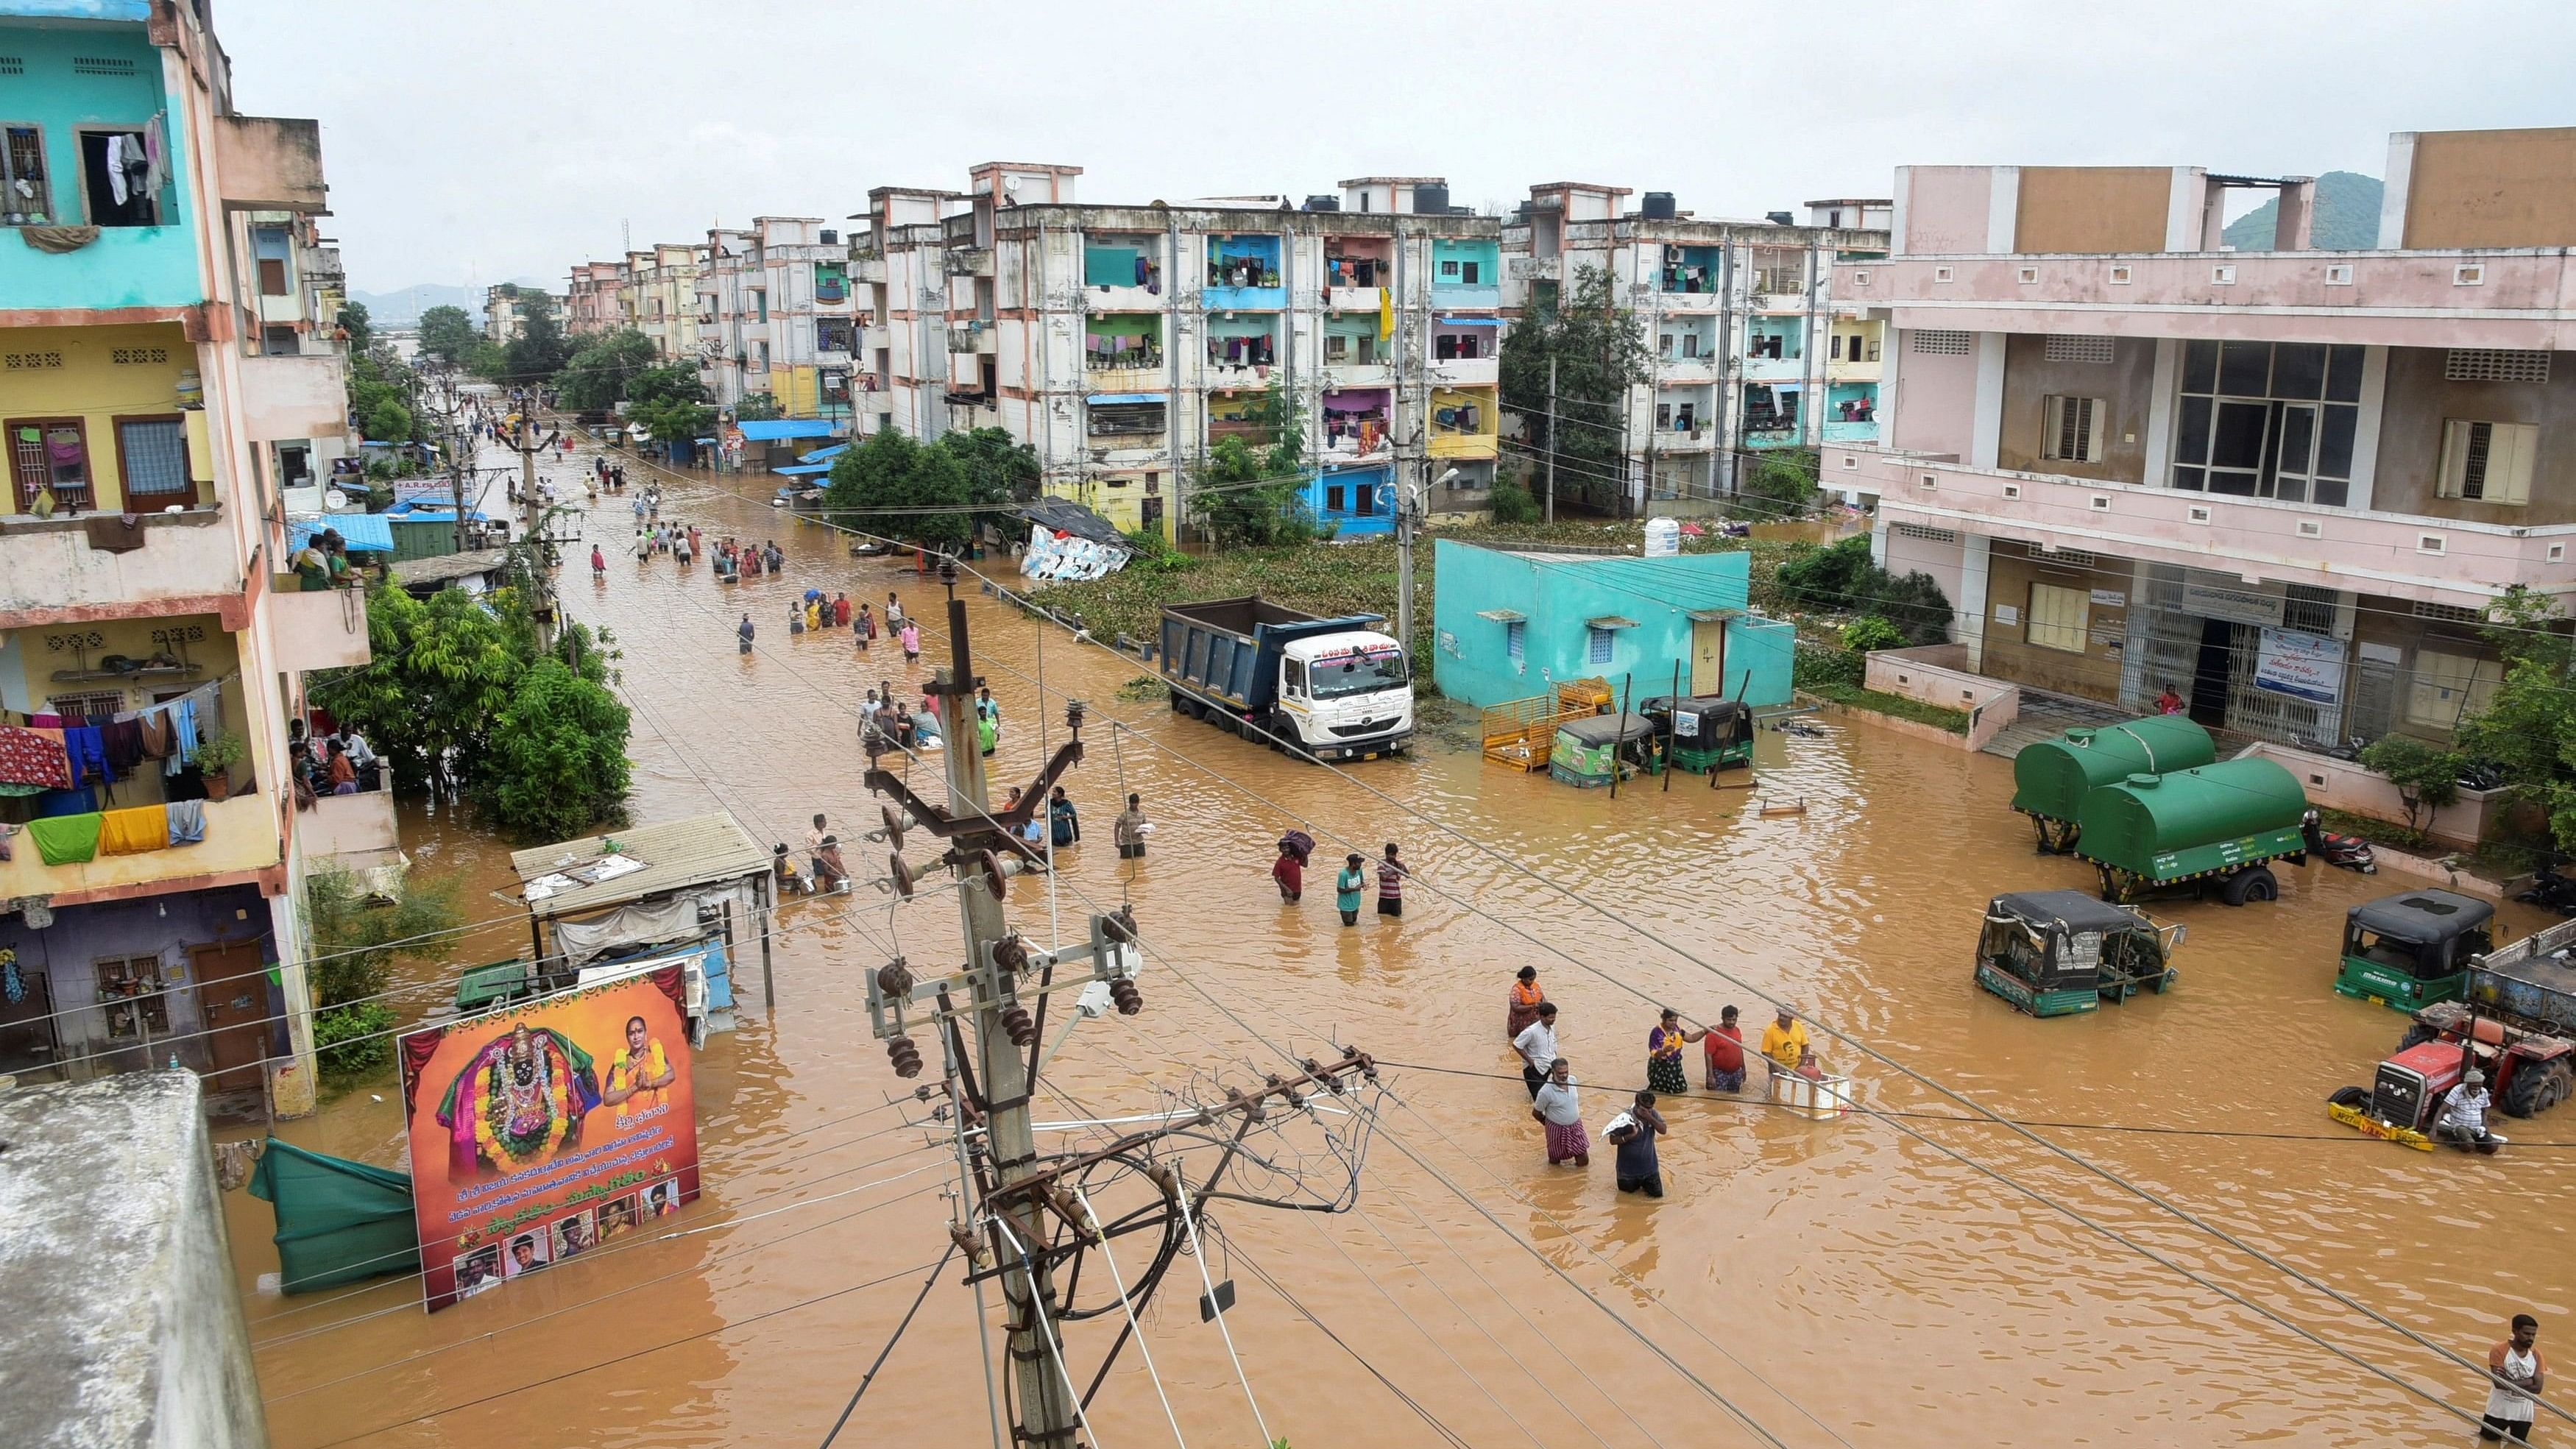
top-left (2221, 865), bottom-right (2278, 907)
top-left (2328, 1085), bottom-right (2369, 1111)
top-left (2499, 1058), bottom-right (2573, 1119)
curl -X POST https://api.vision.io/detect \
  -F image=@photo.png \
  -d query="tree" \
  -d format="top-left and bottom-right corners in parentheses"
top-left (336, 300), bottom-right (372, 353)
top-left (626, 363), bottom-right (717, 445)
top-left (735, 392), bottom-right (782, 422)
top-left (555, 327), bottom-right (658, 412)
top-left (1499, 263), bottom-right (1649, 515)
top-left (824, 428), bottom-right (983, 551)
top-left (2456, 586), bottom-right (2576, 853)
top-left (478, 659), bottom-right (633, 842)
top-left (1192, 382), bottom-right (1312, 548)
top-left (462, 337), bottom-right (507, 380)
top-left (418, 305), bottom-right (475, 366)
top-left (1774, 535), bottom-right (1950, 645)
top-left (500, 291), bottom-right (571, 383)
top-left (938, 426), bottom-right (1041, 506)
top-left (1732, 449), bottom-right (1820, 522)
top-left (308, 584), bottom-right (525, 793)
top-left (2356, 735), bottom-right (2467, 841)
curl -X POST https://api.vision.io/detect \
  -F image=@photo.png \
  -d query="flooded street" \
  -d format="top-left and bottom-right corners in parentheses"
top-left (236, 432), bottom-right (2572, 1449)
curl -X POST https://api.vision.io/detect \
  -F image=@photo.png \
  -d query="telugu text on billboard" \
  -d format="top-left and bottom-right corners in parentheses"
top-left (2253, 626), bottom-right (2346, 705)
top-left (397, 966), bottom-right (701, 1311)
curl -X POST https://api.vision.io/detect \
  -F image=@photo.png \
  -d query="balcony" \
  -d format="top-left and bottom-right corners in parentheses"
top-left (1428, 356), bottom-right (1498, 388)
top-left (1743, 419), bottom-right (1804, 448)
top-left (238, 352), bottom-right (350, 444)
top-left (947, 322), bottom-right (998, 354)
top-left (1324, 286), bottom-right (1385, 313)
top-left (1827, 356), bottom-right (1883, 383)
top-left (0, 793), bottom-right (280, 907)
top-left (1084, 362), bottom-right (1167, 393)
top-left (1429, 283), bottom-right (1502, 310)
top-left (1507, 257), bottom-right (1560, 283)
top-left (852, 255), bottom-right (887, 284)
top-left (860, 325), bottom-right (891, 351)
top-left (1741, 352), bottom-right (1805, 383)
top-left (1654, 356), bottom-right (1719, 385)
top-left (1652, 425), bottom-right (1716, 453)
top-left (0, 510), bottom-right (242, 627)
top-left (1203, 283), bottom-right (1286, 311)
top-left (1821, 419), bottom-right (1880, 444)
top-left (266, 586), bottom-right (371, 671)
top-left (297, 779), bottom-right (400, 871)
top-left (1834, 251), bottom-right (2576, 349)
top-left (215, 116), bottom-right (328, 212)
top-left (854, 389), bottom-right (894, 415)
top-left (943, 248), bottom-right (994, 278)
top-left (1320, 361), bottom-right (1395, 389)
top-left (1652, 286), bottom-right (1722, 311)
top-left (1828, 445), bottom-right (2576, 606)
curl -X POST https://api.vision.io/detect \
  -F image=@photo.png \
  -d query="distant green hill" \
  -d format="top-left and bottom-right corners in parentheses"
top-left (2223, 171), bottom-right (2383, 251)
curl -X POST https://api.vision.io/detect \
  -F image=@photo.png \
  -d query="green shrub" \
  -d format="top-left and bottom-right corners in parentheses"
top-left (1841, 615), bottom-right (1903, 653)
top-left (316, 1001), bottom-right (397, 1083)
top-left (2357, 735), bottom-right (2466, 840)
top-left (1794, 641), bottom-right (1864, 690)
top-left (1490, 475), bottom-right (1540, 525)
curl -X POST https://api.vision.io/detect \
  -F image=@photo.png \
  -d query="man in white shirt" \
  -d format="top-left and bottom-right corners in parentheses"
top-left (1512, 1003), bottom-right (1560, 1102)
top-left (2436, 1069), bottom-right (2504, 1154)
top-left (1529, 1057), bottom-right (1588, 1166)
top-left (2483, 1313), bottom-right (2544, 1444)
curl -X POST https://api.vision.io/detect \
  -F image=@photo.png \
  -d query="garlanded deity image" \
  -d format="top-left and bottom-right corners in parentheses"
top-left (433, 1021), bottom-right (604, 1177)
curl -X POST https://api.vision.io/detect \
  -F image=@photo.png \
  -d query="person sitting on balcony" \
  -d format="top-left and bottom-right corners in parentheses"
top-left (323, 739), bottom-right (358, 796)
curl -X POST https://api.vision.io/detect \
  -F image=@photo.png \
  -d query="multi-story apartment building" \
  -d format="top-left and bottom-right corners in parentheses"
top-left (564, 258), bottom-right (628, 337)
top-left (695, 216), bottom-right (857, 424)
top-left (629, 242), bottom-right (705, 363)
top-left (1828, 127), bottom-right (2576, 750)
top-left (481, 282), bottom-right (528, 342)
top-left (863, 163), bottom-right (1507, 541)
top-left (0, 0), bottom-right (383, 1116)
top-left (1498, 185), bottom-right (1889, 513)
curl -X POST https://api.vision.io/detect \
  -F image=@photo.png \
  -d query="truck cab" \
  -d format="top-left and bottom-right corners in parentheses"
top-left (1275, 631), bottom-right (1412, 760)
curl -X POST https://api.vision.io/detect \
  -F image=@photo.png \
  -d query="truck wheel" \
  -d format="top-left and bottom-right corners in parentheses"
top-left (1169, 689), bottom-right (1189, 713)
top-left (2221, 865), bottom-right (2278, 907)
top-left (2499, 1058), bottom-right (2572, 1119)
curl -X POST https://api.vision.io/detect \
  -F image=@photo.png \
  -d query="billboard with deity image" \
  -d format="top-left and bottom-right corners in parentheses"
top-left (398, 964), bottom-right (701, 1311)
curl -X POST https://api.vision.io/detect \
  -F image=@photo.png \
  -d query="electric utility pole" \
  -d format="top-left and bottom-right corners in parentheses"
top-left (1544, 355), bottom-right (1557, 524)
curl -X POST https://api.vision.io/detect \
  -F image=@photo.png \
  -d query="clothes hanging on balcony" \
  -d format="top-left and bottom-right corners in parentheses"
top-left (0, 726), bottom-right (71, 790)
top-left (166, 798), bottom-right (206, 846)
top-left (61, 726), bottom-right (106, 790)
top-left (1133, 255), bottom-right (1150, 286)
top-left (25, 810), bottom-right (101, 865)
top-left (100, 718), bottom-right (144, 773)
top-left (99, 804), bottom-right (169, 857)
top-left (138, 710), bottom-right (172, 759)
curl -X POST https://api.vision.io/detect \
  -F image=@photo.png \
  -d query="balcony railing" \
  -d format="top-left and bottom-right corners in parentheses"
top-left (267, 585), bottom-right (372, 671)
top-left (215, 116), bottom-right (327, 211)
top-left (947, 322), bottom-right (998, 353)
top-left (944, 248), bottom-right (994, 277)
top-left (0, 792), bottom-right (280, 907)
top-left (0, 509), bottom-right (240, 626)
top-left (1740, 352), bottom-right (1805, 382)
top-left (1427, 356), bottom-right (1498, 388)
top-left (1830, 444), bottom-right (2576, 605)
top-left (1820, 419), bottom-right (1880, 444)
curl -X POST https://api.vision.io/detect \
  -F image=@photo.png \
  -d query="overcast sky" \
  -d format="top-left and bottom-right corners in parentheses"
top-left (220, 0), bottom-right (2576, 297)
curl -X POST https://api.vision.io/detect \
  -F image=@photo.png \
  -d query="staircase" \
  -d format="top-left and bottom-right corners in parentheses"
top-left (1980, 690), bottom-right (2135, 761)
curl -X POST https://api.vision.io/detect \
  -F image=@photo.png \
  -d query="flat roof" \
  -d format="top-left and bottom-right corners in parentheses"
top-left (509, 812), bottom-right (769, 921)
top-left (389, 547), bottom-right (509, 588)
top-left (1338, 176), bottom-right (1448, 186)
top-left (1803, 198), bottom-right (1894, 207)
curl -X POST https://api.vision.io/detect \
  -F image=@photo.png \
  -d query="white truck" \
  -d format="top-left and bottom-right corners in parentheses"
top-left (1158, 596), bottom-right (1412, 762)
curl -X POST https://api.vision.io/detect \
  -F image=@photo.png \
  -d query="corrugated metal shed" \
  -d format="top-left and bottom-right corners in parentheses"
top-left (509, 812), bottom-right (769, 921)
top-left (734, 419), bottom-right (838, 442)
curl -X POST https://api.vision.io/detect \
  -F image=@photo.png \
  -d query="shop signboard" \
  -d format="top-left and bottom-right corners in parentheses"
top-left (2254, 627), bottom-right (2345, 704)
top-left (2180, 578), bottom-right (2286, 628)
top-left (398, 965), bottom-right (701, 1311)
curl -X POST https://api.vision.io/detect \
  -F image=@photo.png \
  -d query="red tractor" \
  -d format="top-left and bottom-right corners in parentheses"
top-left (2329, 1010), bottom-right (2575, 1150)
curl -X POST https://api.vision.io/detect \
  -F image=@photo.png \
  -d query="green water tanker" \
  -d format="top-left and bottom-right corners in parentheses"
top-left (2010, 715), bottom-right (2216, 853)
top-left (2074, 758), bottom-right (2310, 906)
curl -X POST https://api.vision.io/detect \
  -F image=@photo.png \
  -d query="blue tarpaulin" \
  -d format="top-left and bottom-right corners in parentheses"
top-left (289, 514), bottom-right (394, 552)
top-left (735, 419), bottom-right (838, 442)
top-left (1435, 315), bottom-right (1504, 326)
top-left (1087, 393), bottom-right (1167, 405)
top-left (383, 500), bottom-right (490, 521)
top-left (771, 462), bottom-right (832, 477)
top-left (797, 443), bottom-right (849, 464)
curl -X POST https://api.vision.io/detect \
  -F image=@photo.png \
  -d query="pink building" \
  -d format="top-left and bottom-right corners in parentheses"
top-left (1828, 127), bottom-right (2576, 750)
top-left (563, 259), bottom-right (629, 336)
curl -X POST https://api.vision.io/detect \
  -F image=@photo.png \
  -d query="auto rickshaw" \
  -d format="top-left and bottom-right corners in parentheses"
top-left (1975, 889), bottom-right (2182, 1016)
top-left (2333, 889), bottom-right (2496, 1014)
top-left (1639, 695), bottom-right (1755, 773)
top-left (1546, 712), bottom-right (1663, 788)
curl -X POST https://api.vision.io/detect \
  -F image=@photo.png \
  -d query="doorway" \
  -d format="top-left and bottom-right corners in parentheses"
top-left (2188, 618), bottom-right (2236, 728)
top-left (0, 964), bottom-right (60, 1079)
top-left (190, 939), bottom-right (272, 1095)
top-left (1690, 619), bottom-right (1727, 695)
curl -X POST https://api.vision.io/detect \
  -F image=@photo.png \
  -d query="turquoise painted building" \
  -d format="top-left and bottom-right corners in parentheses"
top-left (1431, 539), bottom-right (1794, 709)
top-left (0, 5), bottom-right (204, 313)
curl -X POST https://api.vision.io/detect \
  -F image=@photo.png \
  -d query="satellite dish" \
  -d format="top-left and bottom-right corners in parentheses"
top-left (324, 488), bottom-right (348, 510)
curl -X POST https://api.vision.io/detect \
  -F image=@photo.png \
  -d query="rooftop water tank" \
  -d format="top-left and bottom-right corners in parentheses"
top-left (1303, 195), bottom-right (1341, 211)
top-left (1641, 192), bottom-right (1677, 220)
top-left (1414, 183), bottom-right (1451, 215)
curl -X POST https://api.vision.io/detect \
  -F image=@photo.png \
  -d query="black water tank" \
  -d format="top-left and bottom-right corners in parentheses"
top-left (1641, 191), bottom-right (1677, 220)
top-left (1766, 210), bottom-right (1794, 226)
top-left (1303, 194), bottom-right (1341, 211)
top-left (820, 228), bottom-right (838, 245)
top-left (1414, 183), bottom-right (1450, 215)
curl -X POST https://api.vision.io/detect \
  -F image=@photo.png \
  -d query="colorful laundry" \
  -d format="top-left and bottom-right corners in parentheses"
top-left (26, 812), bottom-right (102, 866)
top-left (0, 725), bottom-right (72, 790)
top-left (164, 799), bottom-right (206, 846)
top-left (98, 805), bottom-right (169, 856)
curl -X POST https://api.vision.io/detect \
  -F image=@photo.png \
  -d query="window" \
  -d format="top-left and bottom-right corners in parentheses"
top-left (2, 124), bottom-right (50, 224)
top-left (77, 129), bottom-right (157, 226)
top-left (1830, 333), bottom-right (1843, 361)
top-left (1682, 333), bottom-right (1701, 359)
top-left (2170, 340), bottom-right (2363, 506)
top-left (2026, 582), bottom-right (2090, 653)
top-left (1505, 620), bottom-right (1525, 662)
top-left (1324, 484), bottom-right (1345, 513)
top-left (1284, 659), bottom-right (1306, 696)
top-left (1911, 329), bottom-right (1972, 356)
top-left (96, 955), bottom-right (169, 1039)
top-left (1440, 260), bottom-right (1460, 277)
top-left (9, 417), bottom-right (91, 510)
top-left (1354, 481), bottom-right (1378, 516)
top-left (753, 290), bottom-right (768, 322)
top-left (1586, 626), bottom-right (1614, 665)
top-left (253, 226), bottom-right (292, 296)
top-left (48, 690), bottom-right (126, 720)
top-left (1657, 333), bottom-right (1675, 359)
top-left (1655, 403), bottom-right (1671, 429)
top-left (115, 417), bottom-right (189, 500)
top-left (2407, 649), bottom-right (2502, 728)
top-left (1324, 334), bottom-right (1349, 361)
top-left (261, 325), bottom-right (297, 356)
top-left (1461, 261), bottom-right (1480, 285)
top-left (2042, 395), bottom-right (2103, 462)
top-left (2438, 420), bottom-right (2536, 505)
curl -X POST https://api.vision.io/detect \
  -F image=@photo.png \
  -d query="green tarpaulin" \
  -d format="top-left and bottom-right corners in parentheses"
top-left (246, 1138), bottom-right (420, 1294)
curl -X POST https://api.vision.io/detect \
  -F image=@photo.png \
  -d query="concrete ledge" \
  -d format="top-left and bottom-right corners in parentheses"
top-left (1809, 695), bottom-right (1978, 750)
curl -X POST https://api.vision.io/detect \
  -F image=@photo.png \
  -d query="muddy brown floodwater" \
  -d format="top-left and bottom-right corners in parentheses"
top-left (231, 429), bottom-right (2572, 1449)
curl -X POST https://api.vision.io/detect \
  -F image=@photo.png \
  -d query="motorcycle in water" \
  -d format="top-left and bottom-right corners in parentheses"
top-left (2515, 868), bottom-right (2576, 918)
top-left (2301, 809), bottom-right (2377, 874)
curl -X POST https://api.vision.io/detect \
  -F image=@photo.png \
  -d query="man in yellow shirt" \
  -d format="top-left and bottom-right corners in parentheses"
top-left (602, 1015), bottom-right (674, 1123)
top-left (1758, 1006), bottom-right (1810, 1080)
